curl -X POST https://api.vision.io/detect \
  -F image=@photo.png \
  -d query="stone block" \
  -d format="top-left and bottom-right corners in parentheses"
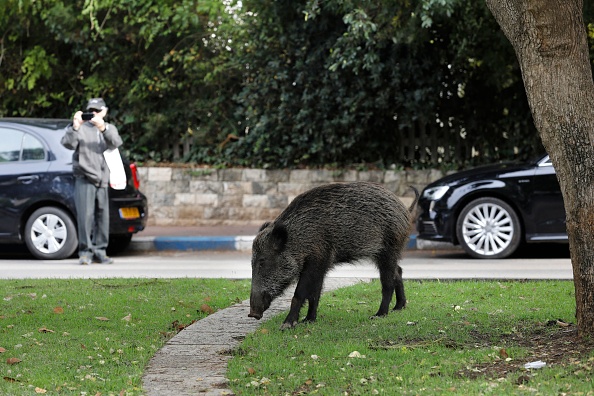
top-left (384, 171), bottom-right (403, 184)
top-left (195, 194), bottom-right (219, 206)
top-left (190, 180), bottom-right (224, 194)
top-left (219, 168), bottom-right (243, 181)
top-left (242, 195), bottom-right (270, 208)
top-left (218, 194), bottom-right (241, 207)
top-left (242, 169), bottom-right (267, 182)
top-left (147, 167), bottom-right (172, 181)
top-left (429, 169), bottom-right (445, 183)
top-left (278, 182), bottom-right (322, 196)
top-left (175, 205), bottom-right (206, 222)
top-left (358, 171), bottom-right (385, 183)
top-left (251, 182), bottom-right (278, 195)
top-left (332, 169), bottom-right (358, 182)
top-left (223, 181), bottom-right (252, 195)
top-left (262, 169), bottom-right (290, 183)
top-left (174, 193), bottom-right (196, 206)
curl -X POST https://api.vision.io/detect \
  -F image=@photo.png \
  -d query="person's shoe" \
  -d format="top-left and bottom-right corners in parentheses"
top-left (94, 256), bottom-right (114, 265)
top-left (79, 257), bottom-right (91, 265)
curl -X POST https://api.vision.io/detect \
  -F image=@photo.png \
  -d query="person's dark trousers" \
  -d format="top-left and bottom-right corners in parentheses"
top-left (74, 177), bottom-right (109, 261)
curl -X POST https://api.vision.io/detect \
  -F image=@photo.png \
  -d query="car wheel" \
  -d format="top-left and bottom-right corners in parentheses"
top-left (24, 207), bottom-right (78, 260)
top-left (456, 197), bottom-right (522, 259)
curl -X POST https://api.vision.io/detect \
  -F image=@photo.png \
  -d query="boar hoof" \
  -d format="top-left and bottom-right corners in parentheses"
top-left (248, 312), bottom-right (263, 320)
top-left (280, 321), bottom-right (298, 331)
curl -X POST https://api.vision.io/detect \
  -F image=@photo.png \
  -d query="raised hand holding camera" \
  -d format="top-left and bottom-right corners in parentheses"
top-left (90, 107), bottom-right (108, 131)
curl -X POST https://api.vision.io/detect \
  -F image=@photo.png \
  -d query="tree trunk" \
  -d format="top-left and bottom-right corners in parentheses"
top-left (485, 0), bottom-right (594, 337)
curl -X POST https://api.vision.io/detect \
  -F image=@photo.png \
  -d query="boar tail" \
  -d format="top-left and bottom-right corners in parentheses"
top-left (408, 186), bottom-right (420, 214)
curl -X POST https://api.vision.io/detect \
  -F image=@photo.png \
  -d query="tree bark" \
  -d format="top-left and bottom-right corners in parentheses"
top-left (485, 0), bottom-right (594, 337)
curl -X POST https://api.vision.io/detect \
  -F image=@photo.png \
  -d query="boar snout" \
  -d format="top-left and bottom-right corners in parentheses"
top-left (249, 291), bottom-right (272, 320)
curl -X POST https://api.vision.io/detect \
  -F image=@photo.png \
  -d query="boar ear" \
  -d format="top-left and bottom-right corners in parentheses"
top-left (258, 221), bottom-right (271, 232)
top-left (269, 222), bottom-right (288, 251)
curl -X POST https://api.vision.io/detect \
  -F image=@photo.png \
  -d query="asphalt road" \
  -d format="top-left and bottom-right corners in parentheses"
top-left (0, 246), bottom-right (573, 280)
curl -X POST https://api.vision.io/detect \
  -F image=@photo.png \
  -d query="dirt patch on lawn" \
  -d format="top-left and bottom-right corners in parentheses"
top-left (458, 321), bottom-right (594, 381)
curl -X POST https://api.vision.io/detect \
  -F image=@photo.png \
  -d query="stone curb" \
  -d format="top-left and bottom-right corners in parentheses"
top-left (130, 234), bottom-right (455, 252)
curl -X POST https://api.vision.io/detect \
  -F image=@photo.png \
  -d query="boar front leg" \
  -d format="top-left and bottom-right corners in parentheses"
top-left (280, 261), bottom-right (325, 330)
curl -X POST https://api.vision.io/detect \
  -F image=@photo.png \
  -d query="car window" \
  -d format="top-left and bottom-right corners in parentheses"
top-left (0, 128), bottom-right (24, 162)
top-left (0, 128), bottom-right (45, 162)
top-left (22, 133), bottom-right (46, 161)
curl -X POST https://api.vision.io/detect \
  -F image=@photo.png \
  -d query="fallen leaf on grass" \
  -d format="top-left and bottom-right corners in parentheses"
top-left (556, 319), bottom-right (571, 327)
top-left (95, 317), bottom-right (109, 321)
top-left (38, 327), bottom-right (55, 333)
top-left (200, 304), bottom-right (214, 314)
top-left (121, 314), bottom-right (132, 322)
top-left (53, 307), bottom-right (64, 314)
top-left (499, 348), bottom-right (509, 359)
top-left (0, 347), bottom-right (6, 353)
top-left (34, 387), bottom-right (47, 394)
top-left (3, 376), bottom-right (19, 383)
top-left (546, 319), bottom-right (571, 327)
top-left (6, 357), bottom-right (22, 365)
top-left (348, 351), bottom-right (366, 358)
top-left (170, 319), bottom-right (198, 333)
top-left (247, 367), bottom-right (256, 375)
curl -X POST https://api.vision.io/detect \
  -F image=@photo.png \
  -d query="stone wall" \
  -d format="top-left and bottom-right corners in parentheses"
top-left (136, 167), bottom-right (446, 226)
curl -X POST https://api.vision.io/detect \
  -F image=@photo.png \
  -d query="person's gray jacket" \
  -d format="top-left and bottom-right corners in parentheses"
top-left (61, 122), bottom-right (123, 187)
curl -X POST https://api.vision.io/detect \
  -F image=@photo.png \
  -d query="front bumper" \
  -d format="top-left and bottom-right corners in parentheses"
top-left (415, 199), bottom-right (456, 244)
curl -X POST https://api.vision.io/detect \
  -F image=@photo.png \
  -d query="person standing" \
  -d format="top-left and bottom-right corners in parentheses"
top-left (61, 98), bottom-right (123, 265)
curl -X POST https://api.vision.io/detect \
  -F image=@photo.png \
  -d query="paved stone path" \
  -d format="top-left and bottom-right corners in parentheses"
top-left (142, 278), bottom-right (371, 395)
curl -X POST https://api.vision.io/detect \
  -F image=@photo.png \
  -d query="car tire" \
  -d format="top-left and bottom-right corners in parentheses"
top-left (456, 197), bottom-right (522, 259)
top-left (24, 207), bottom-right (78, 260)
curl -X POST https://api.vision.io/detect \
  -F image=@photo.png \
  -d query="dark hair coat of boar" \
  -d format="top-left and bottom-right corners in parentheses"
top-left (248, 182), bottom-right (419, 330)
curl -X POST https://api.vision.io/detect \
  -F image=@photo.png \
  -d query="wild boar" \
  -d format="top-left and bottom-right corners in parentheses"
top-left (248, 182), bottom-right (419, 330)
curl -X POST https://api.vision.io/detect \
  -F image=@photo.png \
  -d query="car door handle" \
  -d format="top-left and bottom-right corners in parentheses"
top-left (17, 175), bottom-right (40, 184)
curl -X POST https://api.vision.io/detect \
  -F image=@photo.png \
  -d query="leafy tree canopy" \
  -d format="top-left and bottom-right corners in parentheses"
top-left (1, 0), bottom-right (593, 168)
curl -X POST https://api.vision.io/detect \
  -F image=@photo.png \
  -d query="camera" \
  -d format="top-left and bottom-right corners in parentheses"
top-left (81, 112), bottom-right (94, 121)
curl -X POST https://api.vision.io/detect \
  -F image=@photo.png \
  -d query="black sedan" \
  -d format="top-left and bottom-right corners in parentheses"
top-left (0, 118), bottom-right (148, 259)
top-left (416, 154), bottom-right (567, 259)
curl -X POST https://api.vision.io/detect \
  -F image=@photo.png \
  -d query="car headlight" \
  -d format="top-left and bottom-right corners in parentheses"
top-left (423, 186), bottom-right (450, 201)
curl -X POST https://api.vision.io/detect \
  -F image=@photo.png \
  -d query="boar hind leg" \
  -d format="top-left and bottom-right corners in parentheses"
top-left (392, 265), bottom-right (406, 310)
top-left (373, 267), bottom-right (396, 318)
top-left (373, 248), bottom-right (405, 318)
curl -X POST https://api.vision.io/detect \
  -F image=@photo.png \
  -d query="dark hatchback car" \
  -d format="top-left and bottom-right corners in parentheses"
top-left (416, 154), bottom-right (567, 259)
top-left (0, 118), bottom-right (148, 259)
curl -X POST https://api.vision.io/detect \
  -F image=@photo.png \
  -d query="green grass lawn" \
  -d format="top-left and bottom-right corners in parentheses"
top-left (228, 280), bottom-right (594, 395)
top-left (0, 278), bottom-right (251, 395)
top-left (2, 278), bottom-right (592, 395)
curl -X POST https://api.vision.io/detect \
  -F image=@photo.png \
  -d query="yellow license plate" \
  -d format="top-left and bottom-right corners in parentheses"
top-left (119, 207), bottom-right (140, 220)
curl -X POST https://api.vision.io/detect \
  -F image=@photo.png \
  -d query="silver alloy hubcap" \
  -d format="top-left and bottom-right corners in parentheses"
top-left (461, 203), bottom-right (513, 256)
top-left (30, 214), bottom-right (67, 254)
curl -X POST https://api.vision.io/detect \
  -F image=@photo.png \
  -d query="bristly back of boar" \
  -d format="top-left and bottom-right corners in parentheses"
top-left (249, 182), bottom-right (419, 330)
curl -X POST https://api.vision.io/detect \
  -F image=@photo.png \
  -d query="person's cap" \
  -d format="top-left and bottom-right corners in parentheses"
top-left (86, 98), bottom-right (107, 111)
